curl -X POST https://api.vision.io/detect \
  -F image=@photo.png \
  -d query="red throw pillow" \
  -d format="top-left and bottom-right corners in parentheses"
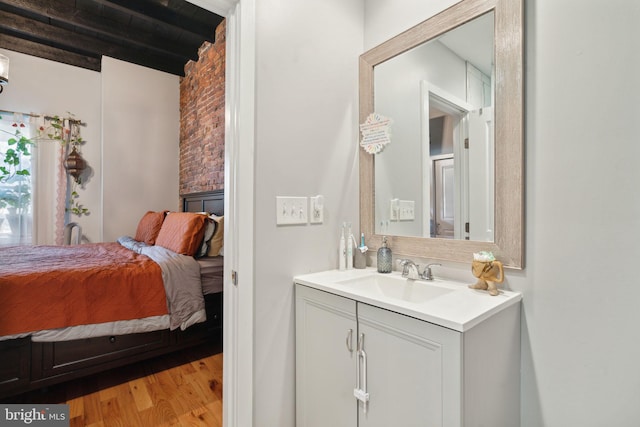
top-left (134, 211), bottom-right (167, 245)
top-left (155, 212), bottom-right (207, 256)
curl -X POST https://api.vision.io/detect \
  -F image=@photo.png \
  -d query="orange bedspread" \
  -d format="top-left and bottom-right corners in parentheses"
top-left (0, 243), bottom-right (168, 337)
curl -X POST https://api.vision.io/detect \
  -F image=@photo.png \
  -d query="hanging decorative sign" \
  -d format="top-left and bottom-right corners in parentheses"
top-left (360, 113), bottom-right (392, 154)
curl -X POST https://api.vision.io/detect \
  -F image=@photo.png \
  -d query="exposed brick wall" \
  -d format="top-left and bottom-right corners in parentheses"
top-left (179, 20), bottom-right (226, 196)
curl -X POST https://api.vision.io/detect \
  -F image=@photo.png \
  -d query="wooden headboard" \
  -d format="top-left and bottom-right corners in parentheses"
top-left (182, 190), bottom-right (224, 216)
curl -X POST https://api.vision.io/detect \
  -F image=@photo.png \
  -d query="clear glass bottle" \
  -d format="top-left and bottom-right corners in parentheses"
top-left (377, 236), bottom-right (392, 273)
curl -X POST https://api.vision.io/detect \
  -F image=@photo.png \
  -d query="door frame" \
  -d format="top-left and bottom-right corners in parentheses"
top-left (187, 1), bottom-right (256, 426)
top-left (421, 81), bottom-right (474, 240)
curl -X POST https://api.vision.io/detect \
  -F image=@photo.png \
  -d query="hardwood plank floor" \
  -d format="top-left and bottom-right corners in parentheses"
top-left (6, 344), bottom-right (223, 427)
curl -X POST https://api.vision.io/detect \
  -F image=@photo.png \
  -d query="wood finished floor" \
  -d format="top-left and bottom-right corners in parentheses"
top-left (6, 344), bottom-right (223, 427)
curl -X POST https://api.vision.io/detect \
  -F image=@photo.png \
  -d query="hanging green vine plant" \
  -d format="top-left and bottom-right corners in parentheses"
top-left (68, 179), bottom-right (89, 216)
top-left (42, 113), bottom-right (90, 217)
top-left (0, 113), bottom-right (90, 217)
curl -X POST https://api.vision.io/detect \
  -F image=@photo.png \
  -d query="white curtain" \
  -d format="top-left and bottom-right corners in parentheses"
top-left (33, 115), bottom-right (70, 245)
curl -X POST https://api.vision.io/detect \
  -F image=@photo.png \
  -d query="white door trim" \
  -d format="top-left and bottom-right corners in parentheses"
top-left (187, 1), bottom-right (256, 426)
top-left (421, 81), bottom-right (473, 241)
top-left (226, 2), bottom-right (256, 427)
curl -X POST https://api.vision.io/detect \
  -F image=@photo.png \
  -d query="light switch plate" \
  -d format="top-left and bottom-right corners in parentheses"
top-left (399, 200), bottom-right (415, 221)
top-left (276, 196), bottom-right (308, 225)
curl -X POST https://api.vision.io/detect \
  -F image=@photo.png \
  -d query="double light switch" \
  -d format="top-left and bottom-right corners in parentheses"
top-left (276, 196), bottom-right (324, 225)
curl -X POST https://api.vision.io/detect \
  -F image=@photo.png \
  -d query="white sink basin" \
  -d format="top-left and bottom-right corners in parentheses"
top-left (294, 268), bottom-right (522, 332)
top-left (337, 275), bottom-right (454, 304)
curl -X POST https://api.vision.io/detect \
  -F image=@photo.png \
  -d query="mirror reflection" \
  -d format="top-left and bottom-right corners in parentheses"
top-left (374, 12), bottom-right (495, 242)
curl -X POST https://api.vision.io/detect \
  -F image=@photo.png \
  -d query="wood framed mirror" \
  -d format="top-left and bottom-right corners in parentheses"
top-left (359, 0), bottom-right (524, 268)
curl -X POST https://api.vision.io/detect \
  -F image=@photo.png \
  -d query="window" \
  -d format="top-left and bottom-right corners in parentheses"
top-left (0, 116), bottom-right (33, 246)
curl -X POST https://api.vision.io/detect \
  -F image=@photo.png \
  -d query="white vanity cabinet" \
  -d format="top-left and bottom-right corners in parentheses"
top-left (295, 284), bottom-right (357, 427)
top-left (295, 283), bottom-right (520, 427)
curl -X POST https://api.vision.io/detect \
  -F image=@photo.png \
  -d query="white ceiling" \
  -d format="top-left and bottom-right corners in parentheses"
top-left (438, 12), bottom-right (494, 76)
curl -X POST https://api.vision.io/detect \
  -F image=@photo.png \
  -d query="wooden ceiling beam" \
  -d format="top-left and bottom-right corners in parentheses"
top-left (0, 10), bottom-right (187, 75)
top-left (0, 0), bottom-right (223, 76)
top-left (0, 32), bottom-right (101, 72)
top-left (0, 0), bottom-right (201, 61)
top-left (98, 0), bottom-right (222, 42)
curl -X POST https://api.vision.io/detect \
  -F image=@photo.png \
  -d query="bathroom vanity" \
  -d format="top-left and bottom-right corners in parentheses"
top-left (294, 268), bottom-right (521, 427)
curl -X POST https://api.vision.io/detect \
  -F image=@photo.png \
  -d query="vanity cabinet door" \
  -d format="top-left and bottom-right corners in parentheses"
top-left (296, 285), bottom-right (358, 427)
top-left (357, 303), bottom-right (462, 427)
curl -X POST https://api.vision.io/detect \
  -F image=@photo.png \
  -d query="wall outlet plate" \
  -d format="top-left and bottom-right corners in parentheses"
top-left (276, 196), bottom-right (308, 225)
top-left (390, 198), bottom-right (399, 221)
top-left (309, 195), bottom-right (324, 224)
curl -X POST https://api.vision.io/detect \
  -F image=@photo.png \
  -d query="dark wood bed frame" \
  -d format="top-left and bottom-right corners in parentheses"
top-left (0, 190), bottom-right (225, 401)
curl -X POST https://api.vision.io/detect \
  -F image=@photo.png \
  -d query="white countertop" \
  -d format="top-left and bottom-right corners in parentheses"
top-left (294, 268), bottom-right (522, 332)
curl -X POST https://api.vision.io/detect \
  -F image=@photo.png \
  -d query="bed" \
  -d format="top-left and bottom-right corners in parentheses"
top-left (0, 190), bottom-right (224, 400)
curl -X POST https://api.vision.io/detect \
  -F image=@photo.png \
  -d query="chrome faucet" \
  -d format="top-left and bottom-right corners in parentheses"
top-left (422, 263), bottom-right (441, 281)
top-left (398, 259), bottom-right (421, 280)
top-left (398, 259), bottom-right (442, 281)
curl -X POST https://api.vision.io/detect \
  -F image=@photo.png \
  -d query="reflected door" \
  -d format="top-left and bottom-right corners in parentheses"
top-left (468, 107), bottom-right (494, 241)
top-left (433, 157), bottom-right (455, 238)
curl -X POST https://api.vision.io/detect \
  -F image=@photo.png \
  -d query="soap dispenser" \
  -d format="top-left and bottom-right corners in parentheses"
top-left (377, 236), bottom-right (392, 273)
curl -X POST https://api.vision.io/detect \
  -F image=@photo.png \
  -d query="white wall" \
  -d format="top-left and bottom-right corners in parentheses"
top-left (0, 51), bottom-right (180, 244)
top-left (101, 57), bottom-right (180, 241)
top-left (365, 0), bottom-right (640, 425)
top-left (0, 49), bottom-right (102, 243)
top-left (253, 0), bottom-right (364, 424)
top-left (364, 0), bottom-right (462, 49)
top-left (516, 1), bottom-right (640, 425)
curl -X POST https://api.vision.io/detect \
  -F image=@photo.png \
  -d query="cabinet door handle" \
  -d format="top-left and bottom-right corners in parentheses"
top-left (353, 333), bottom-right (370, 413)
top-left (346, 329), bottom-right (353, 352)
